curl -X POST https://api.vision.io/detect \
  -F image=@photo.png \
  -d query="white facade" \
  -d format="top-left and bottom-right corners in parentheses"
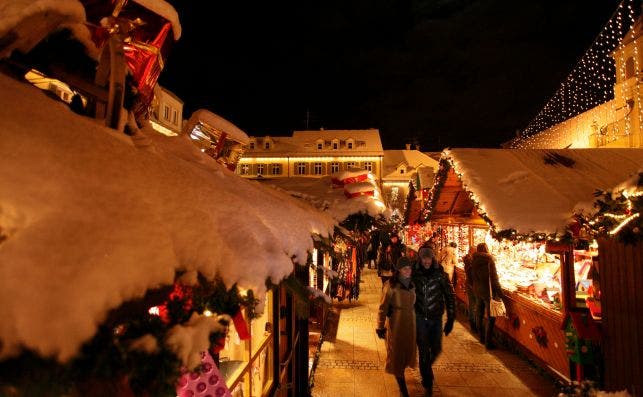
top-left (149, 85), bottom-right (183, 136)
top-left (238, 129), bottom-right (385, 186)
top-left (381, 147), bottom-right (439, 214)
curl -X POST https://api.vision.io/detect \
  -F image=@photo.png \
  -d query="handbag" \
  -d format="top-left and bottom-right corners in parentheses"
top-left (488, 263), bottom-right (507, 318)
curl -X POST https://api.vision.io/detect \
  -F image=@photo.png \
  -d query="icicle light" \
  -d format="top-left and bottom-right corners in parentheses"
top-left (512, 0), bottom-right (638, 148)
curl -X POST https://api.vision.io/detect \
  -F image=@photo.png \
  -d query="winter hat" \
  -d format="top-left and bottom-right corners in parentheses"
top-left (418, 247), bottom-right (434, 259)
top-left (396, 257), bottom-right (412, 270)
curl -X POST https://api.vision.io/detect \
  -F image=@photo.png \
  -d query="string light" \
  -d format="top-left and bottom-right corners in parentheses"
top-left (609, 213), bottom-right (640, 234)
top-left (511, 0), bottom-right (638, 148)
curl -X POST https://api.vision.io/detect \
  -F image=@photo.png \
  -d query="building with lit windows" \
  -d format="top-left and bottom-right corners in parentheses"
top-left (382, 145), bottom-right (439, 217)
top-left (149, 84), bottom-right (183, 136)
top-left (237, 129), bottom-right (384, 185)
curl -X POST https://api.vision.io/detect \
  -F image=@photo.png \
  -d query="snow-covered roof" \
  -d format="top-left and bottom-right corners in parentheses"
top-left (246, 129), bottom-right (384, 156)
top-left (184, 109), bottom-right (250, 145)
top-left (259, 176), bottom-right (387, 223)
top-left (434, 148), bottom-right (643, 234)
top-left (382, 149), bottom-right (438, 180)
top-left (132, 0), bottom-right (182, 40)
top-left (0, 72), bottom-right (335, 361)
top-left (0, 0), bottom-right (89, 58)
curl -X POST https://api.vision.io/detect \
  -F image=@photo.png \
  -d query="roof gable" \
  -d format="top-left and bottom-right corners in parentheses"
top-left (425, 148), bottom-right (643, 236)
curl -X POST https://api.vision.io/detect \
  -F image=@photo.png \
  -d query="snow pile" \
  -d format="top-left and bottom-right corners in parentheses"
top-left (165, 313), bottom-right (230, 370)
top-left (261, 176), bottom-right (388, 223)
top-left (0, 73), bottom-right (336, 362)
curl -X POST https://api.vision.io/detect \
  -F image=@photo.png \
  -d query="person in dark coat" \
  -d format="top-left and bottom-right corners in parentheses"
top-left (413, 246), bottom-right (455, 395)
top-left (462, 245), bottom-right (478, 332)
top-left (376, 257), bottom-right (417, 397)
top-left (471, 242), bottom-right (503, 349)
top-left (378, 232), bottom-right (404, 287)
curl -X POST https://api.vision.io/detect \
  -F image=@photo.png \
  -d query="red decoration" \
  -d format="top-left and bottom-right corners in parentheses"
top-left (344, 189), bottom-right (374, 198)
top-left (232, 310), bottom-right (250, 340)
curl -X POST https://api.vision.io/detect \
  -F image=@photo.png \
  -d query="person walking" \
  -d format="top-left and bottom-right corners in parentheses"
top-left (413, 246), bottom-right (456, 396)
top-left (438, 242), bottom-right (458, 284)
top-left (471, 242), bottom-right (503, 349)
top-left (377, 232), bottom-right (404, 287)
top-left (462, 245), bottom-right (478, 332)
top-left (376, 257), bottom-right (417, 397)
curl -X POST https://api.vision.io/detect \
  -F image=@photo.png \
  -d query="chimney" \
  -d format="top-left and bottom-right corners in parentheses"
top-left (415, 144), bottom-right (420, 151)
top-left (405, 143), bottom-right (411, 150)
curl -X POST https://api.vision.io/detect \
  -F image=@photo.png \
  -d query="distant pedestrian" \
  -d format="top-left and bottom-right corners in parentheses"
top-left (376, 257), bottom-right (416, 397)
top-left (471, 243), bottom-right (503, 349)
top-left (438, 242), bottom-right (457, 284)
top-left (462, 245), bottom-right (478, 332)
top-left (377, 232), bottom-right (404, 287)
top-left (413, 246), bottom-right (455, 396)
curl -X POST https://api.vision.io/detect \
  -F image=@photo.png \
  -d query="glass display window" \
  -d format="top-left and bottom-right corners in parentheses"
top-left (219, 290), bottom-right (275, 396)
top-left (572, 240), bottom-right (600, 318)
top-left (489, 240), bottom-right (563, 311)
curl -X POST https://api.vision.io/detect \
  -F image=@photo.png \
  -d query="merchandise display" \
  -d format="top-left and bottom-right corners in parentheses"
top-left (489, 241), bottom-right (563, 311)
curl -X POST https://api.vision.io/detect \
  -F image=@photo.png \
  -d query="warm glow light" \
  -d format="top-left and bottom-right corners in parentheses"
top-left (609, 212), bottom-right (640, 235)
top-left (203, 309), bottom-right (213, 317)
top-left (148, 306), bottom-right (160, 316)
top-left (511, 0), bottom-right (637, 148)
top-left (239, 156), bottom-right (381, 162)
top-left (149, 120), bottom-right (179, 136)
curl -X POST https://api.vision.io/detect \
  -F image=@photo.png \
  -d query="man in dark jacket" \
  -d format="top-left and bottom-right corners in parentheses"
top-left (413, 247), bottom-right (456, 395)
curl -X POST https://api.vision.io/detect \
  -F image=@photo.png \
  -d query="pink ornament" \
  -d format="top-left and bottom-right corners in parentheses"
top-left (176, 351), bottom-right (232, 397)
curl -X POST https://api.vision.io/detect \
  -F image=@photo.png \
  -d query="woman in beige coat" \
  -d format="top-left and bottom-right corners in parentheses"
top-left (376, 257), bottom-right (417, 396)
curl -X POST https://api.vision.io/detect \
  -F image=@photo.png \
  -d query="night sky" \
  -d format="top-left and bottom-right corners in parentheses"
top-left (159, 0), bottom-right (623, 151)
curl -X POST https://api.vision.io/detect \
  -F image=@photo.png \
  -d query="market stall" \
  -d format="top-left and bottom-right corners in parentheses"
top-left (420, 148), bottom-right (643, 381)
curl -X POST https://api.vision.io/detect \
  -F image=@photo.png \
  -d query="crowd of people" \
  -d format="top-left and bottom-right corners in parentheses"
top-left (373, 232), bottom-right (502, 397)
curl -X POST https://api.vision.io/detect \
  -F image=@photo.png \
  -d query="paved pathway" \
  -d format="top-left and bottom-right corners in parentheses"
top-left (311, 267), bottom-right (558, 397)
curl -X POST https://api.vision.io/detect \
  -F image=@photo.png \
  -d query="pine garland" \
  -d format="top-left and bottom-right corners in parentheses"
top-left (0, 273), bottom-right (260, 396)
top-left (575, 184), bottom-right (643, 245)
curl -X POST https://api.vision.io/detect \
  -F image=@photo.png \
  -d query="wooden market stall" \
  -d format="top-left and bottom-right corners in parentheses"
top-left (421, 148), bottom-right (643, 382)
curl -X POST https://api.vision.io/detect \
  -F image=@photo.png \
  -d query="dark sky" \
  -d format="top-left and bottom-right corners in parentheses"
top-left (159, 0), bottom-right (623, 151)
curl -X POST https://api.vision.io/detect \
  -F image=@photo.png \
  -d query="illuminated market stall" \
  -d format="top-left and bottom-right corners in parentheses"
top-left (421, 148), bottom-right (643, 381)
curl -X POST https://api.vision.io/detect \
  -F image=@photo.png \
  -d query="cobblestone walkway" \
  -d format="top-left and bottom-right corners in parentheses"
top-left (311, 267), bottom-right (558, 397)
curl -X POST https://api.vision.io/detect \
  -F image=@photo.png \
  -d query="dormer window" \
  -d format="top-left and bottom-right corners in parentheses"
top-left (249, 141), bottom-right (255, 149)
top-left (264, 141), bottom-right (271, 150)
top-left (332, 139), bottom-right (339, 150)
top-left (316, 139), bottom-right (324, 150)
top-left (399, 167), bottom-right (406, 174)
top-left (346, 138), bottom-right (355, 149)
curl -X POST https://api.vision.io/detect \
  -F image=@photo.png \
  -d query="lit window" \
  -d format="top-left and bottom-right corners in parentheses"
top-left (296, 162), bottom-right (307, 175)
top-left (240, 164), bottom-right (250, 175)
top-left (271, 164), bottom-right (282, 175)
top-left (313, 162), bottom-right (323, 175)
top-left (364, 162), bottom-right (372, 171)
top-left (257, 164), bottom-right (265, 175)
top-left (346, 162), bottom-right (355, 169)
top-left (330, 162), bottom-right (340, 173)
